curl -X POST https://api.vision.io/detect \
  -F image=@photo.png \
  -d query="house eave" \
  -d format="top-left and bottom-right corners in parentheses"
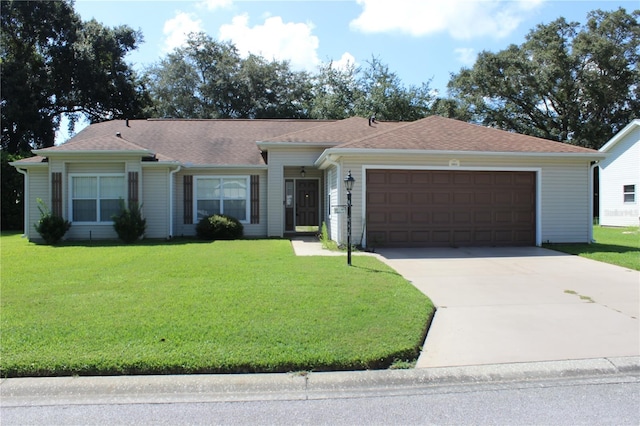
top-left (31, 149), bottom-right (154, 157)
top-left (256, 141), bottom-right (339, 150)
top-left (315, 148), bottom-right (606, 168)
top-left (9, 161), bottom-right (49, 168)
top-left (181, 164), bottom-right (268, 170)
top-left (599, 119), bottom-right (640, 153)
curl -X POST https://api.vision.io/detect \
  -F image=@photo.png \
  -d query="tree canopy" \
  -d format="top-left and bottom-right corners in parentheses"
top-left (446, 8), bottom-right (639, 149)
top-left (144, 33), bottom-right (433, 121)
top-left (1, 0), bottom-right (149, 154)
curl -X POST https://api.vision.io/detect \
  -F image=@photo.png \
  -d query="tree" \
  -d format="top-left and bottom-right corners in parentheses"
top-left (1, 0), bottom-right (149, 154)
top-left (145, 33), bottom-right (313, 119)
top-left (447, 8), bottom-right (639, 149)
top-left (309, 60), bottom-right (361, 119)
top-left (354, 57), bottom-right (433, 121)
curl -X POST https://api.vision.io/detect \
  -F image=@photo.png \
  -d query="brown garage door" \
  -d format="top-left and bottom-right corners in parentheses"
top-left (366, 170), bottom-right (536, 247)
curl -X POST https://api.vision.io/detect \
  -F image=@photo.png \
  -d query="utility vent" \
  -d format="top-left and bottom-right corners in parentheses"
top-left (116, 132), bottom-right (122, 138)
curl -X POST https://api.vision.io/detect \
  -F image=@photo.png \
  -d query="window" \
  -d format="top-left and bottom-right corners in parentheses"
top-left (70, 175), bottom-right (125, 222)
top-left (623, 185), bottom-right (635, 203)
top-left (195, 177), bottom-right (248, 222)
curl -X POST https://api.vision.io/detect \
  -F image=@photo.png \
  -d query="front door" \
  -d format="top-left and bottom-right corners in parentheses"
top-left (296, 180), bottom-right (319, 229)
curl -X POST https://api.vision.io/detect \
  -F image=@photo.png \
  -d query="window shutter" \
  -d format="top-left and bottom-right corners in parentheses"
top-left (184, 175), bottom-right (193, 224)
top-left (51, 172), bottom-right (62, 216)
top-left (250, 175), bottom-right (259, 224)
top-left (128, 172), bottom-right (139, 206)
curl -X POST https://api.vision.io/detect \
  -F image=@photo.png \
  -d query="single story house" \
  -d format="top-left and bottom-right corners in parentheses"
top-left (12, 115), bottom-right (603, 247)
top-left (598, 119), bottom-right (640, 227)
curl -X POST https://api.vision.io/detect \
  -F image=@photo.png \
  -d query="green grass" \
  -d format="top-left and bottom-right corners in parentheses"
top-left (544, 226), bottom-right (640, 271)
top-left (0, 233), bottom-right (433, 377)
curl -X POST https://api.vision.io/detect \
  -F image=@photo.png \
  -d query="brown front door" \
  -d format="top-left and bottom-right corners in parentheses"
top-left (296, 180), bottom-right (319, 227)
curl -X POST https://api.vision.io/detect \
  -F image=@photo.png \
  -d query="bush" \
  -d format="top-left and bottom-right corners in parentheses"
top-left (112, 201), bottom-right (146, 243)
top-left (34, 199), bottom-right (71, 245)
top-left (196, 214), bottom-right (244, 241)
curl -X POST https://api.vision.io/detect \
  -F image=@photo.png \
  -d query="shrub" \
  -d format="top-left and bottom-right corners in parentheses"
top-left (112, 200), bottom-right (146, 243)
top-left (196, 214), bottom-right (244, 241)
top-left (34, 199), bottom-right (71, 245)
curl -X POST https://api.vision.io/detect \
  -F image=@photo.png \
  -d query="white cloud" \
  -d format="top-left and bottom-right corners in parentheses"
top-left (333, 52), bottom-right (357, 71)
top-left (350, 0), bottom-right (545, 40)
top-left (162, 11), bottom-right (203, 52)
top-left (219, 14), bottom-right (320, 71)
top-left (454, 47), bottom-right (476, 66)
top-left (198, 0), bottom-right (233, 11)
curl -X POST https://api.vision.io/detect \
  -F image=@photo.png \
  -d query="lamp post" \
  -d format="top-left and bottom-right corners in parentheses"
top-left (344, 170), bottom-right (355, 266)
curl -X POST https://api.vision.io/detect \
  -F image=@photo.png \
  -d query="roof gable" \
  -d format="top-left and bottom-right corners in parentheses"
top-left (36, 119), bottom-right (333, 166)
top-left (599, 119), bottom-right (640, 154)
top-left (336, 115), bottom-right (599, 154)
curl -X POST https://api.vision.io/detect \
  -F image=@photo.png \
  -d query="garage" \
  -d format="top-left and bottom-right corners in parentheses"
top-left (366, 169), bottom-right (536, 247)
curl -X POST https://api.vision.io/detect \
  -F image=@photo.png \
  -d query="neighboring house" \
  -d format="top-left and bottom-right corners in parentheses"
top-left (598, 119), bottom-right (640, 227)
top-left (12, 116), bottom-right (603, 247)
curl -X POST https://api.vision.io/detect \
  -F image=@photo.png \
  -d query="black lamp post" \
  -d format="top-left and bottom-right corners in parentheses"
top-left (344, 170), bottom-right (355, 266)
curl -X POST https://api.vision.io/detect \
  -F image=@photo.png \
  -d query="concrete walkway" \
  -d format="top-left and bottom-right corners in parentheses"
top-left (291, 239), bottom-right (639, 368)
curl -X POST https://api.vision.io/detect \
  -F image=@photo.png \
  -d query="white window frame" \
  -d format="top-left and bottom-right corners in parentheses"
top-left (68, 173), bottom-right (126, 224)
top-left (194, 176), bottom-right (250, 223)
top-left (623, 184), bottom-right (636, 203)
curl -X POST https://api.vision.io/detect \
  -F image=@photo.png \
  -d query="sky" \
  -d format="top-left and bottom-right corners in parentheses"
top-left (61, 0), bottom-right (636, 141)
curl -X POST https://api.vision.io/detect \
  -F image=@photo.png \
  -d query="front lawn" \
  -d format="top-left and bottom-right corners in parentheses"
top-left (544, 226), bottom-right (640, 271)
top-left (0, 233), bottom-right (433, 377)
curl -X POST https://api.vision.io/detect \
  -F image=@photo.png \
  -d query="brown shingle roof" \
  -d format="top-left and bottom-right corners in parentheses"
top-left (37, 119), bottom-right (333, 165)
top-left (337, 115), bottom-right (599, 154)
top-left (22, 116), bottom-right (599, 168)
top-left (259, 116), bottom-right (406, 144)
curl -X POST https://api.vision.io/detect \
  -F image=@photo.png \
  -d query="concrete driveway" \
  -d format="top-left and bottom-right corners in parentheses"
top-left (376, 247), bottom-right (640, 368)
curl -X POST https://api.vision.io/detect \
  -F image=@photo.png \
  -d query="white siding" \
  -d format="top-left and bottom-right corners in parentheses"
top-left (265, 147), bottom-right (326, 237)
top-left (326, 165), bottom-right (340, 242)
top-left (26, 168), bottom-right (49, 241)
top-left (599, 126), bottom-right (640, 227)
top-left (173, 169), bottom-right (268, 238)
top-left (330, 154), bottom-right (594, 246)
top-left (142, 167), bottom-right (170, 238)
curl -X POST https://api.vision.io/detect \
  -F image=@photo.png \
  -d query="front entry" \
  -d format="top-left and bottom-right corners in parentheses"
top-left (285, 179), bottom-right (319, 233)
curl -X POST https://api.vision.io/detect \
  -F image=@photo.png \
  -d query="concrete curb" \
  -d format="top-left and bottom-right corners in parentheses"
top-left (2, 356), bottom-right (638, 406)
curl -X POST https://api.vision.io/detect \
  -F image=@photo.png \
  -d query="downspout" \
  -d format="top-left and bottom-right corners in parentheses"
top-left (324, 154), bottom-right (342, 244)
top-left (589, 161), bottom-right (599, 243)
top-left (169, 165), bottom-right (182, 239)
top-left (15, 168), bottom-right (28, 238)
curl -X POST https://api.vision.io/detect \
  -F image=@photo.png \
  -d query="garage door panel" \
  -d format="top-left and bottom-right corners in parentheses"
top-left (494, 192), bottom-right (512, 204)
top-left (366, 170), bottom-right (536, 247)
top-left (368, 192), bottom-right (387, 205)
top-left (367, 211), bottom-right (387, 224)
top-left (433, 193), bottom-right (451, 204)
top-left (389, 172), bottom-right (409, 184)
top-left (389, 231), bottom-right (409, 243)
top-left (389, 212), bottom-right (408, 223)
top-left (453, 211), bottom-right (471, 223)
top-left (474, 173), bottom-right (493, 185)
top-left (389, 192), bottom-right (409, 204)
top-left (474, 211), bottom-right (492, 223)
top-left (453, 230), bottom-right (472, 244)
top-left (432, 212), bottom-right (451, 224)
top-left (432, 172), bottom-right (451, 185)
top-left (411, 211), bottom-right (429, 223)
top-left (411, 230), bottom-right (430, 242)
top-left (453, 192), bottom-right (473, 204)
top-left (411, 192), bottom-right (429, 204)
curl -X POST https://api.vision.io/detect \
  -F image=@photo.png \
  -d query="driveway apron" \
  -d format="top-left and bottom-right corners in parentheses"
top-left (376, 247), bottom-right (640, 368)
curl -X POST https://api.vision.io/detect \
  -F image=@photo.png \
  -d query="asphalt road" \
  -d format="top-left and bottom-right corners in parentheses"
top-left (2, 374), bottom-right (638, 425)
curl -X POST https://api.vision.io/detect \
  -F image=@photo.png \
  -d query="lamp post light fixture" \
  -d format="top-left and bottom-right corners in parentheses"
top-left (344, 170), bottom-right (355, 266)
